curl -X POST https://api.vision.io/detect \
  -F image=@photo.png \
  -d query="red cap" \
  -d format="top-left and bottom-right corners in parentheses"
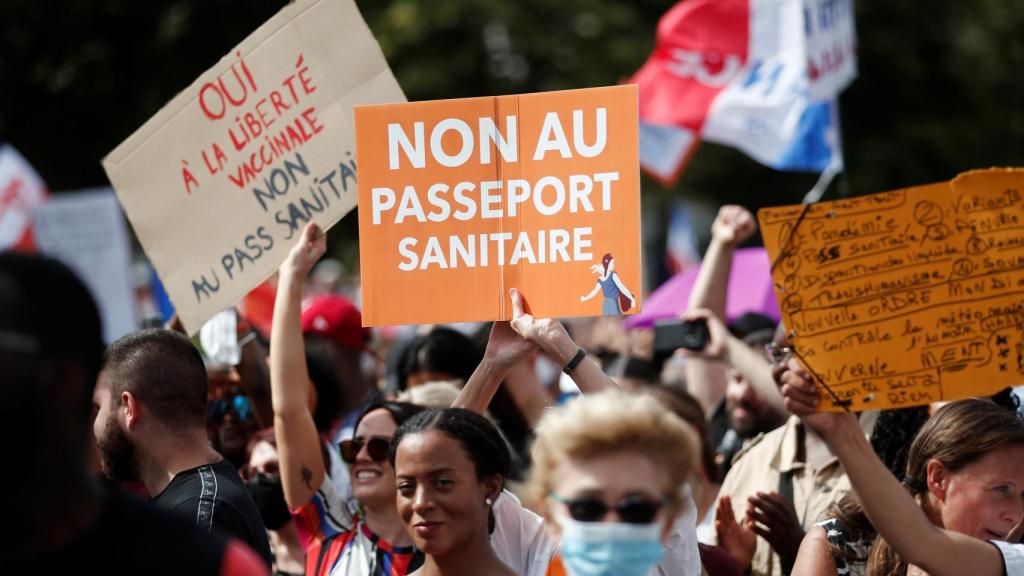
top-left (300, 295), bottom-right (370, 351)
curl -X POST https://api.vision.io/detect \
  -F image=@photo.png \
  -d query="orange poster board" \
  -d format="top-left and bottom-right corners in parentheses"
top-left (355, 85), bottom-right (641, 326)
top-left (759, 168), bottom-right (1024, 411)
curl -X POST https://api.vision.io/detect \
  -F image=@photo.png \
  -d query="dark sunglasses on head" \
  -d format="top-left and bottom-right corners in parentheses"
top-left (550, 493), bottom-right (666, 524)
top-left (340, 435), bottom-right (391, 464)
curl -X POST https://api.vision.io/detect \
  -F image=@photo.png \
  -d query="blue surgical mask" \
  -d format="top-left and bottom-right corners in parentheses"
top-left (559, 516), bottom-right (665, 576)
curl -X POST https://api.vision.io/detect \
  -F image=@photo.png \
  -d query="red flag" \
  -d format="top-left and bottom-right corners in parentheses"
top-left (0, 144), bottom-right (49, 252)
top-left (632, 0), bottom-right (750, 132)
top-left (630, 0), bottom-right (750, 184)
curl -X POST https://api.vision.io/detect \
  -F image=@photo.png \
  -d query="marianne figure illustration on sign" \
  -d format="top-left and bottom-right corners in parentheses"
top-left (580, 252), bottom-right (636, 315)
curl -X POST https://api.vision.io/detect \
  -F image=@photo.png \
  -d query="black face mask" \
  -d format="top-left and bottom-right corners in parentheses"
top-left (246, 473), bottom-right (291, 531)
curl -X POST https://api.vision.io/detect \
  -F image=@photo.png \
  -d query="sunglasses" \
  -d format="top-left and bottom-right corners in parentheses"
top-left (550, 493), bottom-right (666, 524)
top-left (208, 392), bottom-right (253, 422)
top-left (340, 435), bottom-right (391, 464)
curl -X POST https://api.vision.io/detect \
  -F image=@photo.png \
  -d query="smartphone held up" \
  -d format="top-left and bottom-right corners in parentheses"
top-left (653, 318), bottom-right (710, 355)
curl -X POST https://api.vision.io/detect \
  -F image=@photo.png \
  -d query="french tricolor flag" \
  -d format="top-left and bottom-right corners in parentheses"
top-left (632, 0), bottom-right (857, 185)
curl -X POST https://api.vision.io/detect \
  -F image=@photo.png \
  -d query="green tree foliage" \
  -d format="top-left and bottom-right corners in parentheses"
top-left (2, 0), bottom-right (1022, 251)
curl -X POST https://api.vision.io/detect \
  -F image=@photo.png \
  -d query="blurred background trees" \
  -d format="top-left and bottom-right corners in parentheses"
top-left (2, 0), bottom-right (1022, 280)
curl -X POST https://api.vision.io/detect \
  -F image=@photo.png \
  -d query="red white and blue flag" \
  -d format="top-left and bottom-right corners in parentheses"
top-left (632, 0), bottom-right (857, 184)
top-left (0, 143), bottom-right (48, 251)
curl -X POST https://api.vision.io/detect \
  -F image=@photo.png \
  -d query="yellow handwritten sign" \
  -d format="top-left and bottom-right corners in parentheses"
top-left (759, 168), bottom-right (1024, 411)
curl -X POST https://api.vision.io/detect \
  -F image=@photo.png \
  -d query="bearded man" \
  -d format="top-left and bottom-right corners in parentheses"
top-left (95, 328), bottom-right (272, 566)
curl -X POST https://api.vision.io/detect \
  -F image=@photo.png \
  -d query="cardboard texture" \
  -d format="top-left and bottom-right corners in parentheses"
top-left (759, 168), bottom-right (1024, 411)
top-left (103, 0), bottom-right (405, 335)
top-left (355, 85), bottom-right (641, 326)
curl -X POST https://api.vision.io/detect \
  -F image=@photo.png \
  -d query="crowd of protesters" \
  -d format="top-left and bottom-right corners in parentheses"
top-left (4, 203), bottom-right (1024, 576)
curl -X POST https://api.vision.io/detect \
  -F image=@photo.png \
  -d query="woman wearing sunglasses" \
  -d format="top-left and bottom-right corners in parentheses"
top-left (529, 389), bottom-right (699, 576)
top-left (273, 225), bottom-right (560, 576)
top-left (272, 223), bottom-right (428, 575)
top-left (451, 288), bottom-right (704, 576)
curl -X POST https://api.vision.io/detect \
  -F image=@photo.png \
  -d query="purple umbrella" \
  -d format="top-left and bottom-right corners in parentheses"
top-left (625, 247), bottom-right (781, 328)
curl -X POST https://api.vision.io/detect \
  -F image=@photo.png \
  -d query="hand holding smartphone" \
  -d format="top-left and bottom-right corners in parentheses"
top-left (653, 318), bottom-right (710, 354)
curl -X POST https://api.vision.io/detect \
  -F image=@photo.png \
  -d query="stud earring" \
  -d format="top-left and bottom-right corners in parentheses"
top-left (485, 497), bottom-right (493, 506)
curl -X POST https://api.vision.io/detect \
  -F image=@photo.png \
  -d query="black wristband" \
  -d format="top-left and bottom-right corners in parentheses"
top-left (562, 347), bottom-right (587, 374)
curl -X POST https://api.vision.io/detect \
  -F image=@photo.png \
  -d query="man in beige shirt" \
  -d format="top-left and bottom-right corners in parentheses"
top-left (714, 415), bottom-right (852, 576)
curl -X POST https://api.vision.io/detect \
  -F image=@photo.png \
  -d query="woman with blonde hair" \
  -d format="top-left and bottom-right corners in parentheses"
top-left (449, 288), bottom-right (705, 575)
top-left (528, 389), bottom-right (700, 576)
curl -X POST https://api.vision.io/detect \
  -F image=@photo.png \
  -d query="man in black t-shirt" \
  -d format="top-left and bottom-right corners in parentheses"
top-left (0, 253), bottom-right (267, 574)
top-left (95, 328), bottom-right (273, 566)
top-left (153, 459), bottom-right (268, 544)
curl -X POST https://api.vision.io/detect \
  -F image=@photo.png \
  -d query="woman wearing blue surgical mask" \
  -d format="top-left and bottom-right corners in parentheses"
top-left (448, 287), bottom-right (705, 576)
top-left (528, 389), bottom-right (699, 576)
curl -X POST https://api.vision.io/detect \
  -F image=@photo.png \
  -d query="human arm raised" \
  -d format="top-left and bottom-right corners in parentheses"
top-left (791, 525), bottom-right (840, 576)
top-left (271, 222), bottom-right (328, 509)
top-left (689, 205), bottom-right (755, 315)
top-left (781, 359), bottom-right (1006, 576)
top-left (509, 288), bottom-right (614, 394)
top-left (682, 308), bottom-right (787, 416)
top-left (452, 319), bottom-right (536, 415)
top-left (683, 205), bottom-right (756, 414)
top-left (454, 288), bottom-right (614, 416)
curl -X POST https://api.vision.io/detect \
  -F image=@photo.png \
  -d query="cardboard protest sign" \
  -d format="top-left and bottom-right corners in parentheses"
top-left (356, 85), bottom-right (641, 326)
top-left (35, 189), bottom-right (138, 343)
top-left (759, 168), bottom-right (1024, 411)
top-left (103, 0), bottom-right (405, 335)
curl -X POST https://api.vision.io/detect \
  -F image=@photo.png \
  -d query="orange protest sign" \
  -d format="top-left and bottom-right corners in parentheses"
top-left (356, 85), bottom-right (641, 326)
top-left (759, 168), bottom-right (1024, 411)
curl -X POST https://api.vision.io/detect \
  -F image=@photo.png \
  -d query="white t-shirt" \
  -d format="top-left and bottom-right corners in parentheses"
top-left (494, 485), bottom-right (701, 576)
top-left (696, 498), bottom-right (716, 545)
top-left (994, 540), bottom-right (1024, 576)
top-left (657, 484), bottom-right (702, 576)
top-left (493, 490), bottom-right (560, 574)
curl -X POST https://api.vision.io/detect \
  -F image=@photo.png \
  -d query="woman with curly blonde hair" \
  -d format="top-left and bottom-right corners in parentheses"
top-left (529, 389), bottom-right (700, 576)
